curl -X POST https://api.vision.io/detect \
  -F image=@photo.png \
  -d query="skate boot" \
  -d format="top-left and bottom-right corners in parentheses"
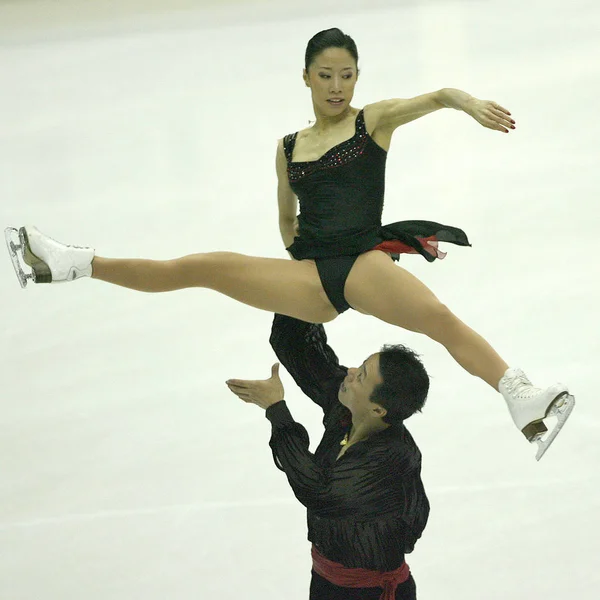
top-left (4, 226), bottom-right (94, 287)
top-left (499, 367), bottom-right (575, 461)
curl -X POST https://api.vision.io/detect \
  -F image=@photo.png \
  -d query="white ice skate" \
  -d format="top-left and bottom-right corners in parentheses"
top-left (4, 226), bottom-right (94, 288)
top-left (499, 367), bottom-right (575, 461)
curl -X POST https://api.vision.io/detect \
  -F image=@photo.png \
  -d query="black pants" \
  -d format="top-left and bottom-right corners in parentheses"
top-left (309, 570), bottom-right (417, 600)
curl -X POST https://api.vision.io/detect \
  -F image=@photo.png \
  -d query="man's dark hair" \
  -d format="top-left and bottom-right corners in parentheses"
top-left (304, 28), bottom-right (359, 72)
top-left (370, 345), bottom-right (429, 425)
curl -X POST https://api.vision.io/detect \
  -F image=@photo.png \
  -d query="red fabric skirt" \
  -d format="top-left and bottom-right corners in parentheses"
top-left (374, 235), bottom-right (447, 260)
top-left (287, 219), bottom-right (471, 263)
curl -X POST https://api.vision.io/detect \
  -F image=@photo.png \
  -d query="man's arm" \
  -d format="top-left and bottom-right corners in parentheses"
top-left (266, 401), bottom-right (417, 518)
top-left (269, 314), bottom-right (347, 416)
top-left (226, 364), bottom-right (422, 522)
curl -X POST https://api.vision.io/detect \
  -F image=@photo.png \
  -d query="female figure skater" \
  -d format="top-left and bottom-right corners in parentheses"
top-left (5, 28), bottom-right (574, 459)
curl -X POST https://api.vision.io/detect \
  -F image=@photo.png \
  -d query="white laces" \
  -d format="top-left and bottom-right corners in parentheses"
top-left (503, 369), bottom-right (541, 399)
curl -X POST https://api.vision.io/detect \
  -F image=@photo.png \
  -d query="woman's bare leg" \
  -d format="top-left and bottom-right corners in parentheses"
top-left (344, 251), bottom-right (508, 389)
top-left (92, 252), bottom-right (338, 324)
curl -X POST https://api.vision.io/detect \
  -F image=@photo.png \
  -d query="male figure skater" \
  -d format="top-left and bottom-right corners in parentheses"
top-left (226, 314), bottom-right (430, 600)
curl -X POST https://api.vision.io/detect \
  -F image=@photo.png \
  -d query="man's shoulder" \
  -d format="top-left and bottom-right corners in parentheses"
top-left (378, 425), bottom-right (423, 466)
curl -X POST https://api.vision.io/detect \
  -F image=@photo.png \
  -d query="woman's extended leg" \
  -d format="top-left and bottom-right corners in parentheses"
top-left (94, 252), bottom-right (339, 323)
top-left (344, 249), bottom-right (575, 459)
top-left (344, 250), bottom-right (507, 388)
top-left (16, 226), bottom-right (338, 323)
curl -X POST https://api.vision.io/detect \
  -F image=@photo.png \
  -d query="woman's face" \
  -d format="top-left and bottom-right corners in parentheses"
top-left (304, 47), bottom-right (358, 116)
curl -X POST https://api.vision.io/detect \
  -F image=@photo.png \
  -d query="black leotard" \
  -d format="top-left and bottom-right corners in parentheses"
top-left (283, 109), bottom-right (470, 262)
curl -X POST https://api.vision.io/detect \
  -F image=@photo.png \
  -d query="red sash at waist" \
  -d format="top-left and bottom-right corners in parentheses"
top-left (311, 545), bottom-right (410, 600)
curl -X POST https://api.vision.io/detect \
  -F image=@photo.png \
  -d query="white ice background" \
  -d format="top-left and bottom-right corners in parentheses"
top-left (0, 1), bottom-right (599, 598)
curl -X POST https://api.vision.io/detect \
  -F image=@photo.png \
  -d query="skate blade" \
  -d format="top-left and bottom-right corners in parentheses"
top-left (18, 227), bottom-right (52, 283)
top-left (4, 227), bottom-right (33, 288)
top-left (530, 393), bottom-right (576, 461)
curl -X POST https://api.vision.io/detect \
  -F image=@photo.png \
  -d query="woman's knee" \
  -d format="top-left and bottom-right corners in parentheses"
top-left (174, 251), bottom-right (238, 285)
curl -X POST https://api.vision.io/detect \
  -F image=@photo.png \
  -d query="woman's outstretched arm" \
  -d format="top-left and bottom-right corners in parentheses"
top-left (366, 88), bottom-right (516, 134)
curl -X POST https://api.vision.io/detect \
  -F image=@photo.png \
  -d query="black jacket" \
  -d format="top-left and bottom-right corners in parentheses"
top-left (265, 314), bottom-right (429, 571)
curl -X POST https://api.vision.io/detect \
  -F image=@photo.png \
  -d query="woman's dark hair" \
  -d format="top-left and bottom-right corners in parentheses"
top-left (304, 28), bottom-right (359, 71)
top-left (369, 344), bottom-right (429, 426)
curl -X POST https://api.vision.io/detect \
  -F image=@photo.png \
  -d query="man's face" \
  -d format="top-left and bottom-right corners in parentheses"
top-left (338, 353), bottom-right (385, 419)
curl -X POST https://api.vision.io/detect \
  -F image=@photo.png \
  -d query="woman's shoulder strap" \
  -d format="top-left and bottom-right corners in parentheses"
top-left (282, 132), bottom-right (298, 162)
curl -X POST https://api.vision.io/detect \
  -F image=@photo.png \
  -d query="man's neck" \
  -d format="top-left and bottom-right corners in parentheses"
top-left (349, 417), bottom-right (390, 444)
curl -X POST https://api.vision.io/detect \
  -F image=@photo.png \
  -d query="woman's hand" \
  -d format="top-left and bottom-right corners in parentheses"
top-left (465, 98), bottom-right (516, 133)
top-left (226, 363), bottom-right (285, 410)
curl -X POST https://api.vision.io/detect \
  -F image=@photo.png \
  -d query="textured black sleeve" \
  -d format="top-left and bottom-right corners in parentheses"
top-left (269, 314), bottom-right (347, 418)
top-left (265, 401), bottom-right (419, 519)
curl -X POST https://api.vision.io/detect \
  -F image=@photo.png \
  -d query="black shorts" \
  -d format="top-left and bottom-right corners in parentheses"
top-left (315, 255), bottom-right (360, 315)
top-left (309, 570), bottom-right (417, 600)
